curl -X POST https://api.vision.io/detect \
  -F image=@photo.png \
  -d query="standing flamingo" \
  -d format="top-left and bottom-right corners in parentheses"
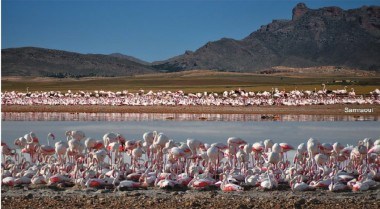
top-left (187, 138), bottom-right (205, 158)
top-left (38, 133), bottom-right (56, 156)
top-left (264, 139), bottom-right (274, 152)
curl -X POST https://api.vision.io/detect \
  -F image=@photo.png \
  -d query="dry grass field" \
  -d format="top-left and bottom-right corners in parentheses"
top-left (2, 70), bottom-right (380, 95)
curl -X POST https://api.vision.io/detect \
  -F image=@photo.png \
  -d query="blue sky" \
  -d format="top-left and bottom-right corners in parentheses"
top-left (2, 0), bottom-right (379, 62)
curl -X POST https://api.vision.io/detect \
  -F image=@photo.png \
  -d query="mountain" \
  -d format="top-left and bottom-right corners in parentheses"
top-left (2, 3), bottom-right (380, 77)
top-left (153, 3), bottom-right (380, 72)
top-left (109, 53), bottom-right (150, 66)
top-left (1, 47), bottom-right (156, 77)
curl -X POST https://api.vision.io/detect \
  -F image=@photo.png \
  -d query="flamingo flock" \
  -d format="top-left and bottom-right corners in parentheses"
top-left (2, 131), bottom-right (380, 193)
top-left (2, 87), bottom-right (380, 106)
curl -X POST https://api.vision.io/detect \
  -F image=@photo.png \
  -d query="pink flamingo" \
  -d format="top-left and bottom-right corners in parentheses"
top-left (206, 145), bottom-right (224, 178)
top-left (264, 139), bottom-right (274, 152)
top-left (103, 132), bottom-right (118, 148)
top-left (187, 138), bottom-right (205, 158)
top-left (66, 130), bottom-right (85, 141)
top-left (117, 179), bottom-right (141, 190)
top-left (260, 172), bottom-right (278, 190)
top-left (188, 175), bottom-right (216, 190)
top-left (131, 141), bottom-right (144, 169)
top-left (227, 137), bottom-right (246, 167)
top-left (38, 133), bottom-right (56, 157)
top-left (1, 142), bottom-right (17, 162)
top-left (368, 145), bottom-right (380, 154)
top-left (107, 141), bottom-right (121, 165)
top-left (2, 177), bottom-right (15, 186)
top-left (252, 142), bottom-right (264, 165)
top-left (219, 173), bottom-right (243, 192)
top-left (55, 140), bottom-right (68, 164)
top-left (290, 175), bottom-right (315, 191)
top-left (279, 143), bottom-right (294, 161)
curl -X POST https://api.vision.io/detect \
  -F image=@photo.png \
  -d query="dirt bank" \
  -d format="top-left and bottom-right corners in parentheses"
top-left (1, 104), bottom-right (379, 115)
top-left (1, 185), bottom-right (379, 209)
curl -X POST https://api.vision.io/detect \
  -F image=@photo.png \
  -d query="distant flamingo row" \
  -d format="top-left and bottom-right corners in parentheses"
top-left (2, 130), bottom-right (379, 192)
top-left (2, 86), bottom-right (380, 106)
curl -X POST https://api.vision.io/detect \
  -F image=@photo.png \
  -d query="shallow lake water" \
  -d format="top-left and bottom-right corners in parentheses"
top-left (1, 112), bottom-right (379, 163)
top-left (1, 113), bottom-right (379, 147)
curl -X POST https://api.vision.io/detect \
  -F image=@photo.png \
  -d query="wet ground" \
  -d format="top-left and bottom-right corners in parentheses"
top-left (2, 185), bottom-right (379, 209)
top-left (2, 104), bottom-right (379, 117)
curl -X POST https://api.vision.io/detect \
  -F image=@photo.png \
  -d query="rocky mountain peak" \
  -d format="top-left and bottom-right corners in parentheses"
top-left (292, 3), bottom-right (309, 21)
top-left (153, 3), bottom-right (380, 73)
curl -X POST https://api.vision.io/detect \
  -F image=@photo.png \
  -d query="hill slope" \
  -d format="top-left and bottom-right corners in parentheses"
top-left (2, 47), bottom-right (156, 77)
top-left (153, 3), bottom-right (380, 72)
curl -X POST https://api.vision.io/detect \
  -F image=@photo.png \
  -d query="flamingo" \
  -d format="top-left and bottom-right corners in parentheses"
top-left (102, 132), bottom-right (118, 148)
top-left (117, 179), bottom-right (141, 191)
top-left (368, 145), bottom-right (380, 154)
top-left (14, 176), bottom-right (32, 186)
top-left (328, 177), bottom-right (349, 192)
top-left (2, 176), bottom-right (15, 186)
top-left (279, 143), bottom-right (294, 161)
top-left (131, 141), bottom-right (144, 168)
top-left (139, 173), bottom-right (157, 187)
top-left (55, 140), bottom-right (68, 163)
top-left (252, 142), bottom-right (264, 165)
top-left (155, 174), bottom-right (178, 189)
top-left (264, 139), bottom-right (274, 152)
top-left (307, 138), bottom-right (320, 164)
top-left (219, 173), bottom-right (243, 192)
top-left (2, 87), bottom-right (379, 107)
top-left (1, 143), bottom-right (17, 162)
top-left (188, 175), bottom-right (216, 190)
top-left (38, 133), bottom-right (56, 156)
top-left (84, 137), bottom-right (97, 152)
top-left (14, 137), bottom-right (28, 149)
top-left (153, 132), bottom-right (169, 168)
top-left (320, 143), bottom-right (333, 155)
top-left (245, 173), bottom-right (260, 186)
top-left (49, 173), bottom-right (72, 184)
top-left (260, 172), bottom-right (278, 190)
top-left (142, 131), bottom-right (155, 159)
top-left (187, 138), bottom-right (205, 157)
top-left (291, 175), bottom-right (315, 191)
top-left (66, 130), bottom-right (86, 141)
top-left (207, 145), bottom-right (224, 177)
top-left (352, 181), bottom-right (370, 191)
top-left (267, 149), bottom-right (280, 168)
top-left (348, 88), bottom-right (356, 97)
top-left (332, 142), bottom-right (345, 157)
top-left (31, 173), bottom-right (48, 185)
top-left (85, 178), bottom-right (106, 188)
top-left (19, 133), bottom-right (40, 162)
top-left (67, 137), bottom-right (82, 162)
top-left (2, 129), bottom-right (380, 197)
top-left (227, 137), bottom-right (246, 166)
top-left (310, 178), bottom-right (331, 189)
top-left (107, 141), bottom-right (121, 165)
top-left (25, 132), bottom-right (39, 145)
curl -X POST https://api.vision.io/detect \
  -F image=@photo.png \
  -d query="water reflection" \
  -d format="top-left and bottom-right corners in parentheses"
top-left (2, 112), bottom-right (378, 121)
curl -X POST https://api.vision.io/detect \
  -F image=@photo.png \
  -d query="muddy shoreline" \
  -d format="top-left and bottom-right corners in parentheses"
top-left (2, 185), bottom-right (380, 209)
top-left (1, 104), bottom-right (379, 115)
